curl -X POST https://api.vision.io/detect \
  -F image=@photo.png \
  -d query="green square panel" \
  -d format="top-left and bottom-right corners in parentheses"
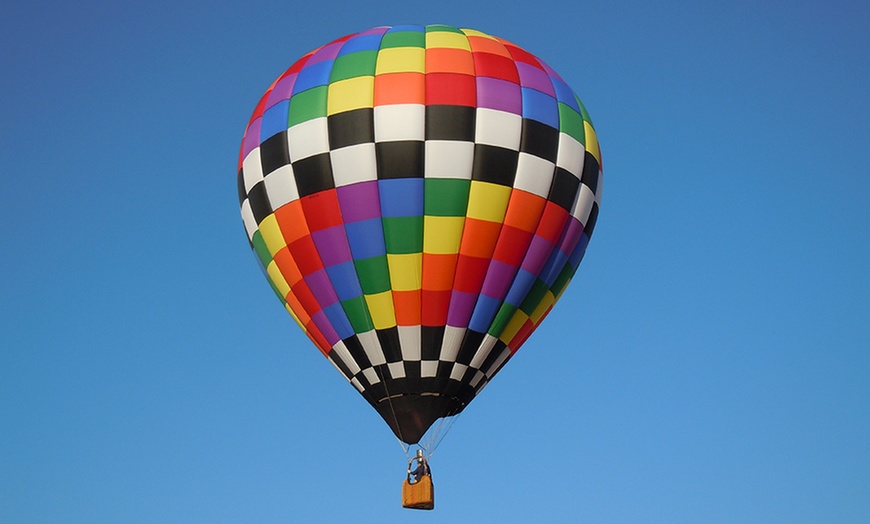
top-left (330, 51), bottom-right (378, 82)
top-left (488, 302), bottom-right (518, 337)
top-left (288, 86), bottom-right (328, 126)
top-left (519, 279), bottom-right (550, 316)
top-left (425, 24), bottom-right (463, 34)
top-left (380, 30), bottom-right (425, 49)
top-left (342, 296), bottom-right (374, 333)
top-left (251, 231), bottom-right (273, 268)
top-left (558, 102), bottom-right (585, 145)
top-left (383, 216), bottom-right (423, 254)
top-left (551, 260), bottom-right (580, 298)
top-left (424, 179), bottom-right (470, 217)
top-left (354, 255), bottom-right (391, 294)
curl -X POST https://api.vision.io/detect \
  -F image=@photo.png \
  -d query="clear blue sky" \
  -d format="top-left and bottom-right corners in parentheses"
top-left (2, 1), bottom-right (869, 522)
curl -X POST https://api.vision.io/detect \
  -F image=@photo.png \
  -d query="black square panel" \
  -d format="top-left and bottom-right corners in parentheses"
top-left (292, 153), bottom-right (334, 197)
top-left (376, 327), bottom-right (402, 363)
top-left (342, 334), bottom-right (372, 370)
top-left (472, 144), bottom-right (519, 187)
top-left (455, 329), bottom-right (485, 366)
top-left (520, 119), bottom-right (559, 163)
top-left (426, 105), bottom-right (475, 141)
top-left (376, 141), bottom-right (424, 179)
top-left (328, 108), bottom-right (374, 149)
top-left (581, 151), bottom-right (600, 194)
top-left (420, 325), bottom-right (445, 361)
top-left (548, 167), bottom-right (581, 211)
top-left (247, 181), bottom-right (273, 224)
top-left (259, 131), bottom-right (290, 175)
top-left (584, 201), bottom-right (599, 237)
top-left (237, 168), bottom-right (247, 205)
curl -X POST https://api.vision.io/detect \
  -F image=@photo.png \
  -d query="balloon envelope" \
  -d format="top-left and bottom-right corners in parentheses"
top-left (238, 25), bottom-right (601, 444)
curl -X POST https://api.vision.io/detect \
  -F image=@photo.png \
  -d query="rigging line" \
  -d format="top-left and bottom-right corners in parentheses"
top-left (427, 411), bottom-right (461, 460)
top-left (421, 409), bottom-right (461, 461)
top-left (422, 415), bottom-right (446, 456)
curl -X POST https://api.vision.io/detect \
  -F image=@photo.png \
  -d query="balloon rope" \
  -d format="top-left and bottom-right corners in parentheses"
top-left (422, 411), bottom-right (461, 460)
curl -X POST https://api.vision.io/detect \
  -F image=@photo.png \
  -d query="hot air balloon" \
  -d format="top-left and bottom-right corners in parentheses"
top-left (237, 25), bottom-right (601, 502)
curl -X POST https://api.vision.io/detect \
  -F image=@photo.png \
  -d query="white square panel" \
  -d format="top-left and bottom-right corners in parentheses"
top-left (485, 347), bottom-right (510, 378)
top-left (449, 363), bottom-right (469, 381)
top-left (287, 117), bottom-right (330, 161)
top-left (374, 104), bottom-right (425, 142)
top-left (398, 325), bottom-right (421, 361)
top-left (594, 175), bottom-right (603, 205)
top-left (421, 360), bottom-right (439, 378)
top-left (555, 132), bottom-right (585, 177)
top-left (424, 140), bottom-right (474, 180)
top-left (475, 108), bottom-right (522, 150)
top-left (330, 143), bottom-right (377, 187)
top-left (330, 340), bottom-right (361, 375)
top-left (242, 148), bottom-right (264, 193)
top-left (388, 361), bottom-right (407, 379)
top-left (362, 367), bottom-right (380, 385)
top-left (572, 183), bottom-right (595, 223)
top-left (240, 199), bottom-right (258, 241)
top-left (263, 164), bottom-right (299, 209)
top-left (469, 334), bottom-right (499, 370)
top-left (469, 370), bottom-right (486, 388)
top-left (439, 326), bottom-right (465, 363)
top-left (358, 330), bottom-right (386, 366)
top-left (513, 153), bottom-right (555, 198)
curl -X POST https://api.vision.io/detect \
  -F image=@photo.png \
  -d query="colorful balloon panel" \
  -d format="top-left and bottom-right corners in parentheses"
top-left (238, 25), bottom-right (602, 444)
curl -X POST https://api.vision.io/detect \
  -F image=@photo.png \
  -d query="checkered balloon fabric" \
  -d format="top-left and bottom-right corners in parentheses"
top-left (238, 25), bottom-right (601, 444)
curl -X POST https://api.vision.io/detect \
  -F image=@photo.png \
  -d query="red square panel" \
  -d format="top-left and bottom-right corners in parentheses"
top-left (425, 73), bottom-right (476, 107)
top-left (275, 200), bottom-right (310, 245)
top-left (393, 290), bottom-right (421, 326)
top-left (293, 280), bottom-right (322, 318)
top-left (421, 289), bottom-right (451, 326)
top-left (374, 72), bottom-right (425, 105)
top-left (273, 246), bottom-right (303, 286)
top-left (422, 253), bottom-right (458, 291)
top-left (503, 190), bottom-right (546, 232)
top-left (492, 225), bottom-right (533, 266)
top-left (458, 218), bottom-right (502, 258)
top-left (473, 52), bottom-right (520, 83)
top-left (301, 190), bottom-right (343, 232)
top-left (453, 254), bottom-right (490, 293)
top-left (536, 202), bottom-right (570, 244)
top-left (289, 236), bottom-right (324, 276)
top-left (504, 44), bottom-right (544, 69)
top-left (426, 48), bottom-right (475, 74)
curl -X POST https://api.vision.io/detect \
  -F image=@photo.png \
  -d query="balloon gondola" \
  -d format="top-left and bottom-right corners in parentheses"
top-left (237, 24), bottom-right (602, 509)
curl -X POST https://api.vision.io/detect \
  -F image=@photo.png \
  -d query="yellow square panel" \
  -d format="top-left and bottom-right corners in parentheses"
top-left (554, 279), bottom-right (573, 301)
top-left (499, 310), bottom-right (529, 344)
top-left (460, 28), bottom-right (495, 39)
top-left (327, 76), bottom-right (374, 115)
top-left (584, 122), bottom-right (601, 164)
top-left (266, 260), bottom-right (291, 299)
top-left (258, 214), bottom-right (287, 256)
top-left (365, 291), bottom-right (397, 329)
top-left (423, 216), bottom-right (465, 254)
top-left (387, 253), bottom-right (422, 291)
top-left (376, 47), bottom-right (425, 74)
top-left (466, 181), bottom-right (512, 223)
top-left (283, 303), bottom-right (307, 333)
top-left (425, 31), bottom-right (471, 50)
top-left (529, 291), bottom-right (555, 324)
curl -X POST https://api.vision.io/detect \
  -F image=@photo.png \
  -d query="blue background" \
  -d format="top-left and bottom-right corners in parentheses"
top-left (2, 0), bottom-right (868, 522)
